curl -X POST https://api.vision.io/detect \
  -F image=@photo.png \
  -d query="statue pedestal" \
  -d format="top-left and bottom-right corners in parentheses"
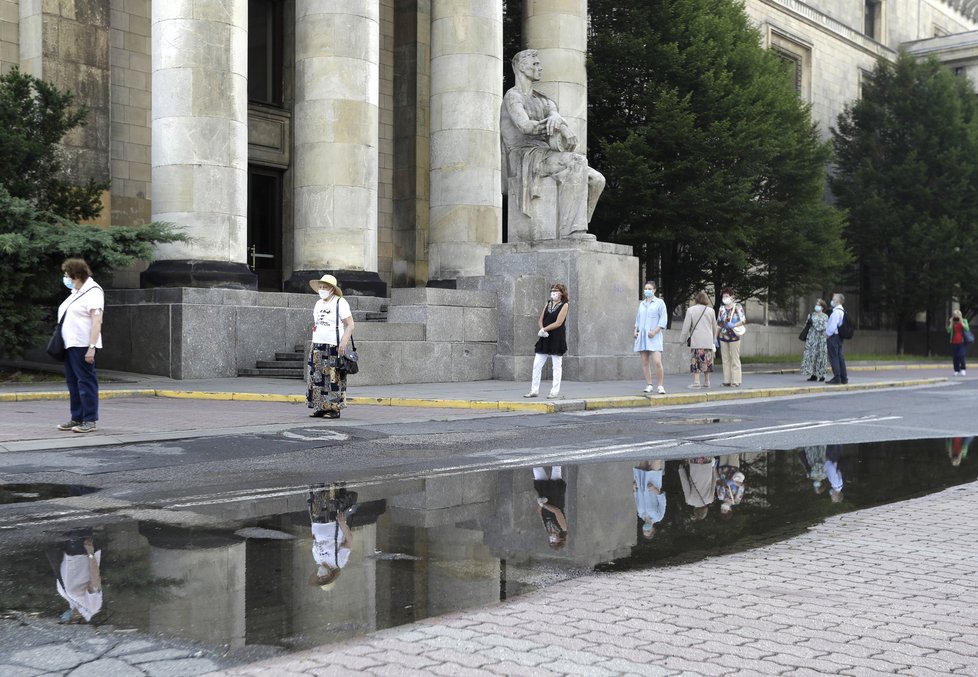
top-left (463, 239), bottom-right (642, 382)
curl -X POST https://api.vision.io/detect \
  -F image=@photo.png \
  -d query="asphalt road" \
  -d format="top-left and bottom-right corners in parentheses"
top-left (1, 379), bottom-right (974, 530)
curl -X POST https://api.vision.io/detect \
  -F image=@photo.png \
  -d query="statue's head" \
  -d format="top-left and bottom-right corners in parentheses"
top-left (512, 49), bottom-right (542, 81)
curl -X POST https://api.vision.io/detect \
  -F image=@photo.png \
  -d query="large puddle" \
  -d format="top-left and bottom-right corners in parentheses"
top-left (0, 438), bottom-right (974, 653)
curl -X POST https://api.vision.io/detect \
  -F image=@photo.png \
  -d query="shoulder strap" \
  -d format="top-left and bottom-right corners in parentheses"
top-left (57, 285), bottom-right (101, 325)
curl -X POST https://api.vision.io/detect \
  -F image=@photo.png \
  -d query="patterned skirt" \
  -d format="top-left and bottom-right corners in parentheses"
top-left (307, 344), bottom-right (347, 412)
top-left (689, 348), bottom-right (714, 373)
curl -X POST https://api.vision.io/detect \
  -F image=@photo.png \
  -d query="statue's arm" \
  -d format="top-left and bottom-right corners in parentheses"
top-left (505, 91), bottom-right (546, 135)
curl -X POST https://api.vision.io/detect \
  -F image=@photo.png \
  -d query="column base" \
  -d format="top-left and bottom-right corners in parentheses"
top-left (141, 260), bottom-right (257, 290)
top-left (285, 269), bottom-right (388, 297)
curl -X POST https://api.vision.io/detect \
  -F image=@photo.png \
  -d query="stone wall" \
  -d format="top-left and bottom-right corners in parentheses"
top-left (0, 0), bottom-right (17, 74)
top-left (108, 0), bottom-right (151, 230)
top-left (378, 0), bottom-right (395, 285)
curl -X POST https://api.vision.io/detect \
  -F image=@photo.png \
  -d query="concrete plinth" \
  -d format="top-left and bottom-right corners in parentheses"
top-left (464, 239), bottom-right (642, 382)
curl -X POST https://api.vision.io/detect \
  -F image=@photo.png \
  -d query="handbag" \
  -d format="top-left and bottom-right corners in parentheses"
top-left (686, 307), bottom-right (708, 347)
top-left (45, 325), bottom-right (66, 361)
top-left (965, 330), bottom-right (975, 345)
top-left (798, 315), bottom-right (812, 342)
top-left (46, 287), bottom-right (98, 361)
top-left (334, 300), bottom-right (359, 375)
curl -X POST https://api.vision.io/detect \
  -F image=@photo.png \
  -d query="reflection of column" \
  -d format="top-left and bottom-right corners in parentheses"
top-left (143, 1), bottom-right (255, 289)
top-left (523, 0), bottom-right (588, 151)
top-left (287, 0), bottom-right (386, 297)
top-left (428, 0), bottom-right (503, 283)
top-left (148, 541), bottom-right (246, 647)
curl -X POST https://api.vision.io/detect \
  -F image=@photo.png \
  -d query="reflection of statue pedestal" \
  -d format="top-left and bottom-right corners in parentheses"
top-left (463, 239), bottom-right (641, 381)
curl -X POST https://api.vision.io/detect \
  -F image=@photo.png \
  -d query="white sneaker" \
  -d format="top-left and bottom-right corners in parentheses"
top-left (954, 371), bottom-right (960, 376)
top-left (547, 391), bottom-right (560, 399)
top-left (657, 385), bottom-right (666, 395)
top-left (523, 391), bottom-right (538, 398)
top-left (644, 385), bottom-right (654, 393)
top-left (962, 370), bottom-right (967, 376)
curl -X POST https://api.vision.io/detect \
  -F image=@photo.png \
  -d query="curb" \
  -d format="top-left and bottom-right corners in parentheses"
top-left (0, 377), bottom-right (948, 412)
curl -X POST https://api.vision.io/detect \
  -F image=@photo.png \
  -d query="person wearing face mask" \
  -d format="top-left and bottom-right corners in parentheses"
top-left (525, 283), bottom-right (569, 398)
top-left (634, 281), bottom-right (669, 394)
top-left (307, 274), bottom-right (355, 418)
top-left (801, 299), bottom-right (829, 382)
top-left (716, 288), bottom-right (746, 387)
top-left (56, 259), bottom-right (104, 434)
top-left (947, 309), bottom-right (970, 376)
top-left (824, 293), bottom-right (848, 385)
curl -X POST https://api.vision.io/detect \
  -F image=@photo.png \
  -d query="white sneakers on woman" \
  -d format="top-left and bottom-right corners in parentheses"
top-left (523, 391), bottom-right (538, 398)
top-left (644, 385), bottom-right (654, 393)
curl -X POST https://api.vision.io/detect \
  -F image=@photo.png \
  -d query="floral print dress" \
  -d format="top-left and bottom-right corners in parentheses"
top-left (801, 312), bottom-right (828, 379)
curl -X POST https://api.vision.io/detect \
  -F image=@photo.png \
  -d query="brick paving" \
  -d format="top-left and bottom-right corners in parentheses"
top-left (209, 480), bottom-right (978, 677)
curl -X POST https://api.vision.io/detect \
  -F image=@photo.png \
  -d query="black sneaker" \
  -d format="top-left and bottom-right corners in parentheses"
top-left (309, 410), bottom-right (326, 418)
top-left (57, 420), bottom-right (81, 431)
top-left (325, 411), bottom-right (340, 419)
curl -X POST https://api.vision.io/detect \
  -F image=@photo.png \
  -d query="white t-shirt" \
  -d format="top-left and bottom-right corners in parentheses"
top-left (311, 521), bottom-right (351, 569)
top-left (58, 278), bottom-right (104, 349)
top-left (312, 296), bottom-right (353, 345)
top-left (56, 551), bottom-right (103, 621)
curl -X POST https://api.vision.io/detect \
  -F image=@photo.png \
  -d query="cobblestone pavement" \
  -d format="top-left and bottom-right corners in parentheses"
top-left (210, 480), bottom-right (978, 677)
top-left (0, 613), bottom-right (242, 676)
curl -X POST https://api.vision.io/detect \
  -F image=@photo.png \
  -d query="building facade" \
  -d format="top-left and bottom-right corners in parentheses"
top-left (1, 0), bottom-right (976, 298)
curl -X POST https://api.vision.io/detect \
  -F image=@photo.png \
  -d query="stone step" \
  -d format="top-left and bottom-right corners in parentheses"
top-left (275, 352), bottom-right (304, 361)
top-left (256, 360), bottom-right (303, 369)
top-left (365, 311), bottom-right (388, 321)
top-left (238, 368), bottom-right (304, 378)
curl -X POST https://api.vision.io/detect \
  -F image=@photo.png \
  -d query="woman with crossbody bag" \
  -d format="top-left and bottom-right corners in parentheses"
top-left (307, 274), bottom-right (355, 419)
top-left (679, 292), bottom-right (717, 389)
top-left (56, 259), bottom-right (104, 434)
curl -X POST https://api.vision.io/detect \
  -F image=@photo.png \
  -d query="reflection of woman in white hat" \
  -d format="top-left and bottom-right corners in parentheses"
top-left (307, 274), bottom-right (355, 418)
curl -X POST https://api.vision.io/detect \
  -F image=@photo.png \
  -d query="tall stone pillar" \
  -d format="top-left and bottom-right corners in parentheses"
top-left (427, 0), bottom-right (503, 284)
top-left (287, 0), bottom-right (385, 297)
top-left (143, 1), bottom-right (255, 289)
top-left (522, 0), bottom-right (588, 151)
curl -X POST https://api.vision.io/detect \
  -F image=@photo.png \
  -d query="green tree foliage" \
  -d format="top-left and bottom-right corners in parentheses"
top-left (0, 69), bottom-right (184, 357)
top-left (832, 52), bottom-right (978, 351)
top-left (587, 0), bottom-right (847, 319)
top-left (0, 67), bottom-right (108, 221)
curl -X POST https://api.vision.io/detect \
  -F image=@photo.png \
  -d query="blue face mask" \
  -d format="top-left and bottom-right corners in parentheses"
top-left (814, 305), bottom-right (822, 313)
top-left (62, 275), bottom-right (74, 290)
top-left (644, 290), bottom-right (654, 298)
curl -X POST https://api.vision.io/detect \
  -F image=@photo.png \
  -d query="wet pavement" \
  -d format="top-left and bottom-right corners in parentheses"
top-left (2, 438), bottom-right (978, 675)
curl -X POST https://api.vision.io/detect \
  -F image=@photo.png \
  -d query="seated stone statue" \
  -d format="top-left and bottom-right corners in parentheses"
top-left (500, 49), bottom-right (605, 241)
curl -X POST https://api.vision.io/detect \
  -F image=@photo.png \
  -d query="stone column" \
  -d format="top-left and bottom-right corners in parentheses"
top-left (427, 0), bottom-right (503, 283)
top-left (522, 0), bottom-right (587, 151)
top-left (286, 0), bottom-right (385, 297)
top-left (143, 0), bottom-right (253, 289)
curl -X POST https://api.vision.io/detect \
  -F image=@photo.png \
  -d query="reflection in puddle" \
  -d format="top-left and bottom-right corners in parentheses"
top-left (0, 483), bottom-right (98, 504)
top-left (0, 438), bottom-right (974, 654)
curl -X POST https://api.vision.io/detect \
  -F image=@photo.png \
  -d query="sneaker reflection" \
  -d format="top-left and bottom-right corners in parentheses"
top-left (308, 484), bottom-right (358, 590)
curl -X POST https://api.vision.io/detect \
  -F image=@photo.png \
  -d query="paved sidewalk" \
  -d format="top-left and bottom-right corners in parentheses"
top-left (209, 479), bottom-right (978, 677)
top-left (0, 363), bottom-right (952, 452)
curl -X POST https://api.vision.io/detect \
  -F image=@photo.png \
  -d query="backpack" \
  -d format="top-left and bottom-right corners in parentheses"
top-left (838, 311), bottom-right (854, 340)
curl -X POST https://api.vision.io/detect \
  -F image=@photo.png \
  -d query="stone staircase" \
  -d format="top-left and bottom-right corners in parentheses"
top-left (237, 289), bottom-right (498, 385)
top-left (238, 297), bottom-right (391, 379)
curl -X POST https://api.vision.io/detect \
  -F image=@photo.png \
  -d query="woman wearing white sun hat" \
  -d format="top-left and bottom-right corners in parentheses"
top-left (307, 274), bottom-right (355, 419)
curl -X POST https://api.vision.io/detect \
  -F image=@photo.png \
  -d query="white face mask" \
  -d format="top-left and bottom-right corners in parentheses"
top-left (318, 289), bottom-right (332, 300)
top-left (550, 292), bottom-right (560, 302)
top-left (722, 297), bottom-right (732, 306)
top-left (62, 275), bottom-right (74, 290)
top-left (814, 305), bottom-right (822, 313)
